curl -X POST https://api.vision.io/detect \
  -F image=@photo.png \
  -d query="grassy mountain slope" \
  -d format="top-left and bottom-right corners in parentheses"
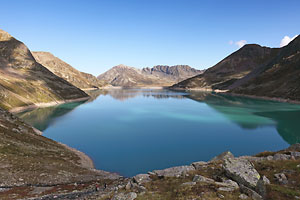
top-left (171, 44), bottom-right (279, 90)
top-left (0, 107), bottom-right (117, 186)
top-left (32, 51), bottom-right (107, 89)
top-left (0, 29), bottom-right (88, 110)
top-left (231, 35), bottom-right (300, 101)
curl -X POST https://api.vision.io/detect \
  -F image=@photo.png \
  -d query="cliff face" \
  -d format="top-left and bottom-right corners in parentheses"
top-left (0, 29), bottom-right (88, 110)
top-left (97, 64), bottom-right (203, 87)
top-left (171, 44), bottom-right (279, 90)
top-left (32, 51), bottom-right (107, 89)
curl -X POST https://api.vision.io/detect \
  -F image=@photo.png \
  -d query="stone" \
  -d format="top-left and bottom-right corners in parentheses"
top-left (274, 173), bottom-right (288, 184)
top-left (211, 151), bottom-right (234, 162)
top-left (239, 194), bottom-right (249, 199)
top-left (152, 165), bottom-right (195, 178)
top-left (256, 176), bottom-right (267, 197)
top-left (192, 175), bottom-right (215, 183)
top-left (223, 158), bottom-right (261, 190)
top-left (192, 161), bottom-right (207, 170)
top-left (290, 151), bottom-right (300, 159)
top-left (125, 180), bottom-right (146, 192)
top-left (215, 179), bottom-right (239, 192)
top-left (133, 174), bottom-right (151, 184)
top-left (266, 155), bottom-right (274, 161)
top-left (262, 176), bottom-right (270, 185)
top-left (240, 185), bottom-right (263, 200)
top-left (112, 192), bottom-right (137, 200)
top-left (273, 154), bottom-right (291, 161)
top-left (181, 181), bottom-right (196, 186)
top-left (217, 194), bottom-right (225, 199)
top-left (218, 187), bottom-right (235, 192)
top-left (125, 181), bottom-right (133, 190)
top-left (222, 179), bottom-right (239, 189)
top-left (286, 143), bottom-right (300, 152)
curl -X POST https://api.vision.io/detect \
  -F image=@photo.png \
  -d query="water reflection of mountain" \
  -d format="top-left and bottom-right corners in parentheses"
top-left (99, 89), bottom-right (187, 101)
top-left (187, 92), bottom-right (300, 144)
top-left (16, 101), bottom-right (85, 131)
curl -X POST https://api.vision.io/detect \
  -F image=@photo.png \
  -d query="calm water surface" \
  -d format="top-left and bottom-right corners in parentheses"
top-left (17, 89), bottom-right (300, 176)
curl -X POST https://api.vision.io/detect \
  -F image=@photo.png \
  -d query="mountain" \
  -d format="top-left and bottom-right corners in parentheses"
top-left (0, 29), bottom-right (88, 111)
top-left (97, 64), bottom-right (203, 87)
top-left (171, 44), bottom-right (279, 90)
top-left (231, 35), bottom-right (300, 101)
top-left (32, 51), bottom-right (107, 89)
top-left (172, 35), bottom-right (300, 101)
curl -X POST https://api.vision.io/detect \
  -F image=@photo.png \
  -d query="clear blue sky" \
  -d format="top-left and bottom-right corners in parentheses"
top-left (1, 0), bottom-right (299, 75)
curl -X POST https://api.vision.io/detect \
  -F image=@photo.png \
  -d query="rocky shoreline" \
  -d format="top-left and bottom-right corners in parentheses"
top-left (1, 142), bottom-right (299, 199)
top-left (9, 97), bottom-right (90, 114)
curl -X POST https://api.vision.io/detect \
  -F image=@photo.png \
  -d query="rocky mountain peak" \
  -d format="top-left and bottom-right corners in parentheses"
top-left (0, 29), bottom-right (13, 41)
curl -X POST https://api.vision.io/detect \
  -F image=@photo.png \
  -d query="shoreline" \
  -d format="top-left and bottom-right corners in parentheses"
top-left (9, 96), bottom-right (90, 114)
top-left (171, 87), bottom-right (300, 104)
top-left (102, 86), bottom-right (167, 90)
top-left (225, 92), bottom-right (300, 105)
top-left (58, 142), bottom-right (95, 170)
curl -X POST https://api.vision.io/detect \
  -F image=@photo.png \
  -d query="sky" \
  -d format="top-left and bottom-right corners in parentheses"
top-left (1, 0), bottom-right (299, 75)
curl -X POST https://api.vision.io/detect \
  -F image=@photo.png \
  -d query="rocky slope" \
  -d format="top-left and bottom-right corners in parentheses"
top-left (0, 29), bottom-right (88, 111)
top-left (32, 51), bottom-right (107, 89)
top-left (231, 35), bottom-right (300, 101)
top-left (0, 107), bottom-right (119, 188)
top-left (171, 36), bottom-right (300, 102)
top-left (171, 44), bottom-right (279, 91)
top-left (3, 144), bottom-right (298, 200)
top-left (97, 64), bottom-right (203, 87)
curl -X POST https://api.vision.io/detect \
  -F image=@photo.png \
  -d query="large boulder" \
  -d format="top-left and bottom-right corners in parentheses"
top-left (133, 174), bottom-right (151, 184)
top-left (151, 165), bottom-right (195, 178)
top-left (223, 158), bottom-right (260, 190)
top-left (192, 175), bottom-right (215, 183)
top-left (211, 151), bottom-right (234, 162)
top-left (191, 161), bottom-right (207, 170)
top-left (273, 154), bottom-right (291, 161)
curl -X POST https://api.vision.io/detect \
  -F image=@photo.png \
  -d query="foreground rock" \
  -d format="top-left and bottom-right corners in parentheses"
top-left (151, 165), bottom-right (195, 177)
top-left (223, 157), bottom-right (261, 190)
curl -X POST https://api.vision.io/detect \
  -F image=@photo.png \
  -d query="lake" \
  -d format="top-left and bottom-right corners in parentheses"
top-left (16, 89), bottom-right (300, 177)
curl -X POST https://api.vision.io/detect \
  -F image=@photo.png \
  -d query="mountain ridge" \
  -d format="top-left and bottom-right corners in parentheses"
top-left (32, 51), bottom-right (107, 90)
top-left (97, 64), bottom-right (204, 87)
top-left (0, 29), bottom-right (88, 110)
top-left (171, 35), bottom-right (300, 101)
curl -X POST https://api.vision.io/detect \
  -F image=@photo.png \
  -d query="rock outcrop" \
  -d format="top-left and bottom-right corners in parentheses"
top-left (0, 29), bottom-right (88, 110)
top-left (32, 51), bottom-right (107, 89)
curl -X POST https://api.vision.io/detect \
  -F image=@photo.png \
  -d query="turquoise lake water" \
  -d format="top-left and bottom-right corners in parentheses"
top-left (17, 89), bottom-right (300, 177)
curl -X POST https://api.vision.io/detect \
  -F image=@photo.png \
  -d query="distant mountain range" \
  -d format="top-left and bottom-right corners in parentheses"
top-left (0, 29), bottom-right (88, 111)
top-left (97, 64), bottom-right (204, 87)
top-left (32, 52), bottom-right (107, 90)
top-left (172, 35), bottom-right (300, 102)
